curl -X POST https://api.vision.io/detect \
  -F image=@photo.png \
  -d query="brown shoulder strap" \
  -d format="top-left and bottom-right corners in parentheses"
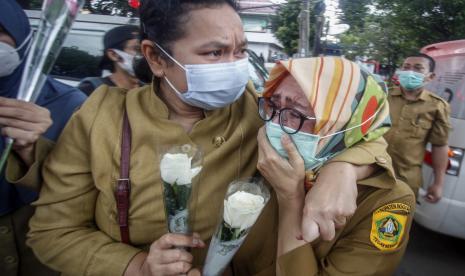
top-left (116, 110), bottom-right (131, 244)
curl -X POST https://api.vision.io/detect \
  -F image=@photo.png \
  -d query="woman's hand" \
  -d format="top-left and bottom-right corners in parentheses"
top-left (257, 127), bottom-right (307, 262)
top-left (0, 97), bottom-right (52, 166)
top-left (125, 232), bottom-right (205, 276)
top-left (257, 127), bottom-right (305, 203)
top-left (301, 162), bottom-right (359, 242)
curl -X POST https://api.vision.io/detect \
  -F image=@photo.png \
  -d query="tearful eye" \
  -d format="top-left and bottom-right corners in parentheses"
top-left (289, 110), bottom-right (301, 119)
top-left (207, 50), bottom-right (222, 57)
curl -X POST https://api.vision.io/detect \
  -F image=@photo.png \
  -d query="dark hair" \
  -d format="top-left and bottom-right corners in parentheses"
top-left (410, 53), bottom-right (436, 73)
top-left (135, 0), bottom-right (238, 82)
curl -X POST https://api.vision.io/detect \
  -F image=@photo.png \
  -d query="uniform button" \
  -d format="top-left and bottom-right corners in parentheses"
top-left (212, 136), bottom-right (226, 148)
top-left (4, 256), bottom-right (16, 264)
top-left (0, 226), bottom-right (9, 234)
top-left (375, 156), bottom-right (387, 164)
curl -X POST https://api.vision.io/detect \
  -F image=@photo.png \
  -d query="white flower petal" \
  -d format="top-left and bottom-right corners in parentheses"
top-left (160, 153), bottom-right (202, 185)
top-left (223, 191), bottom-right (265, 231)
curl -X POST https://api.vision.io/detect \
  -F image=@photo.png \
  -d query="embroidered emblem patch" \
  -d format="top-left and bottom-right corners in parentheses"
top-left (370, 202), bottom-right (410, 251)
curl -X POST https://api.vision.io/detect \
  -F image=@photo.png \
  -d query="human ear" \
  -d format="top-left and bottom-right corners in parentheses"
top-left (141, 39), bottom-right (167, 78)
top-left (106, 49), bottom-right (121, 62)
top-left (425, 72), bottom-right (436, 82)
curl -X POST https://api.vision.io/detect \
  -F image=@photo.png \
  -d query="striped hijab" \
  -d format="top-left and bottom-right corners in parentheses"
top-left (263, 57), bottom-right (391, 161)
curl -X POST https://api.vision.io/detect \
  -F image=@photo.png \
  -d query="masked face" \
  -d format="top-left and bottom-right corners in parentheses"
top-left (397, 70), bottom-right (425, 91)
top-left (262, 73), bottom-right (382, 170)
top-left (112, 49), bottom-right (136, 76)
top-left (155, 43), bottom-right (249, 110)
top-left (399, 56), bottom-right (434, 91)
top-left (263, 75), bottom-right (324, 170)
top-left (141, 4), bottom-right (249, 110)
top-left (0, 30), bottom-right (32, 77)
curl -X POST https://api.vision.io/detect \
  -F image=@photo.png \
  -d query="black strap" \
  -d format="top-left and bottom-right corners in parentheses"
top-left (79, 77), bottom-right (105, 90)
top-left (116, 110), bottom-right (131, 244)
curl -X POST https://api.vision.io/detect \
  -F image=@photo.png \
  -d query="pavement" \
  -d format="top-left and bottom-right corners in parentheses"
top-left (395, 222), bottom-right (465, 276)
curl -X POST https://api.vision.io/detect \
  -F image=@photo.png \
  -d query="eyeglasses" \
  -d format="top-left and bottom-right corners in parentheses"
top-left (258, 97), bottom-right (316, 134)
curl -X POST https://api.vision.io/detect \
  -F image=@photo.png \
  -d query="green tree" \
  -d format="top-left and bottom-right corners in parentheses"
top-left (272, 0), bottom-right (324, 56)
top-left (339, 0), bottom-right (465, 67)
top-left (272, 0), bottom-right (302, 55)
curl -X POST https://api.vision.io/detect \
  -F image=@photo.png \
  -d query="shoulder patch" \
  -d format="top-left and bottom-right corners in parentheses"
top-left (427, 90), bottom-right (449, 105)
top-left (370, 202), bottom-right (410, 251)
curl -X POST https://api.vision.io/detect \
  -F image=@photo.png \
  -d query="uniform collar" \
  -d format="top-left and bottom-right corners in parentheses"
top-left (390, 86), bottom-right (428, 101)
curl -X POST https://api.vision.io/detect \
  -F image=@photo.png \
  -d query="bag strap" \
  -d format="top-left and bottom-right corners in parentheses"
top-left (116, 109), bottom-right (131, 244)
top-left (79, 77), bottom-right (105, 90)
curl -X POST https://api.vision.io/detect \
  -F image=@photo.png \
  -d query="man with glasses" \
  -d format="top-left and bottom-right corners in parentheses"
top-left (384, 53), bottom-right (451, 202)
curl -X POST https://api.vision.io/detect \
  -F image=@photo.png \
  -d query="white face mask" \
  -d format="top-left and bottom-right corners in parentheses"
top-left (154, 42), bottom-right (249, 110)
top-left (112, 48), bottom-right (136, 76)
top-left (0, 32), bottom-right (33, 77)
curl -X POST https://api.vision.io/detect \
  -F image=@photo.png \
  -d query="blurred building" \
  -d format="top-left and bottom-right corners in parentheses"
top-left (238, 0), bottom-right (285, 62)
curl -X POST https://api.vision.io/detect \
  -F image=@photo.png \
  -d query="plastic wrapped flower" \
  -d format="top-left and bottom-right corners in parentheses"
top-left (203, 178), bottom-right (269, 276)
top-left (160, 145), bottom-right (202, 234)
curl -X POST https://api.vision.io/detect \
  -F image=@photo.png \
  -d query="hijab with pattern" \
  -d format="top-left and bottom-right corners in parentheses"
top-left (263, 57), bottom-right (391, 185)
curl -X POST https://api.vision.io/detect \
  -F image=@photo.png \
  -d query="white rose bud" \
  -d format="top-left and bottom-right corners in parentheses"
top-left (160, 153), bottom-right (202, 185)
top-left (223, 191), bottom-right (265, 231)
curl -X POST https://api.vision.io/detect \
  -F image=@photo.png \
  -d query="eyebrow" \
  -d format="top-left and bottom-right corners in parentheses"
top-left (287, 98), bottom-right (307, 111)
top-left (197, 39), bottom-right (248, 49)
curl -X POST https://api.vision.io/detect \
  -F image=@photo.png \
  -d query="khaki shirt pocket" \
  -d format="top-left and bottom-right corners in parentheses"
top-left (410, 117), bottom-right (432, 138)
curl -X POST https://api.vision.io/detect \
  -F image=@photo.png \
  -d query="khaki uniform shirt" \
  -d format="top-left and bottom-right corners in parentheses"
top-left (384, 88), bottom-right (451, 194)
top-left (19, 84), bottom-right (413, 276)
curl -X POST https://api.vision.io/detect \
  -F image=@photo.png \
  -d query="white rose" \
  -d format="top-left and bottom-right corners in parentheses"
top-left (223, 191), bottom-right (265, 231)
top-left (160, 153), bottom-right (202, 185)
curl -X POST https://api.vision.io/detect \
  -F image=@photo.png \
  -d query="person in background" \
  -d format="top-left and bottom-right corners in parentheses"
top-left (0, 1), bottom-right (87, 275)
top-left (78, 25), bottom-right (142, 95)
top-left (384, 53), bottom-right (451, 203)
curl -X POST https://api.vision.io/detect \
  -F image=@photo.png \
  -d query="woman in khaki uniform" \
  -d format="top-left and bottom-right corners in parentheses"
top-left (256, 57), bottom-right (415, 275)
top-left (26, 1), bottom-right (412, 275)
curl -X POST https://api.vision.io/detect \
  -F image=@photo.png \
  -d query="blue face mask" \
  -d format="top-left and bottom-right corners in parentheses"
top-left (265, 122), bottom-right (328, 170)
top-left (398, 70), bottom-right (425, 91)
top-left (154, 43), bottom-right (249, 110)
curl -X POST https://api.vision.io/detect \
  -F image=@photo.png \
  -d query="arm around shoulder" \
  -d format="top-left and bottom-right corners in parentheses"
top-left (277, 183), bottom-right (415, 276)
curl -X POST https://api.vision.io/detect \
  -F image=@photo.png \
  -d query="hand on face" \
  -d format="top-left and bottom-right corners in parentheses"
top-left (0, 97), bottom-right (52, 166)
top-left (257, 127), bottom-right (305, 203)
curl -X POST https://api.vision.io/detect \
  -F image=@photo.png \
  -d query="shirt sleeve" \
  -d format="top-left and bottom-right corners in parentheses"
top-left (326, 137), bottom-right (396, 189)
top-left (27, 87), bottom-right (141, 276)
top-left (277, 191), bottom-right (415, 276)
top-left (5, 137), bottom-right (55, 191)
top-left (428, 101), bottom-right (451, 146)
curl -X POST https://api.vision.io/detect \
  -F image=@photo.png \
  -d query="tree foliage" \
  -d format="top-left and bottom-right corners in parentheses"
top-left (339, 0), bottom-right (465, 67)
top-left (272, 0), bottom-right (302, 55)
top-left (272, 0), bottom-right (322, 56)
